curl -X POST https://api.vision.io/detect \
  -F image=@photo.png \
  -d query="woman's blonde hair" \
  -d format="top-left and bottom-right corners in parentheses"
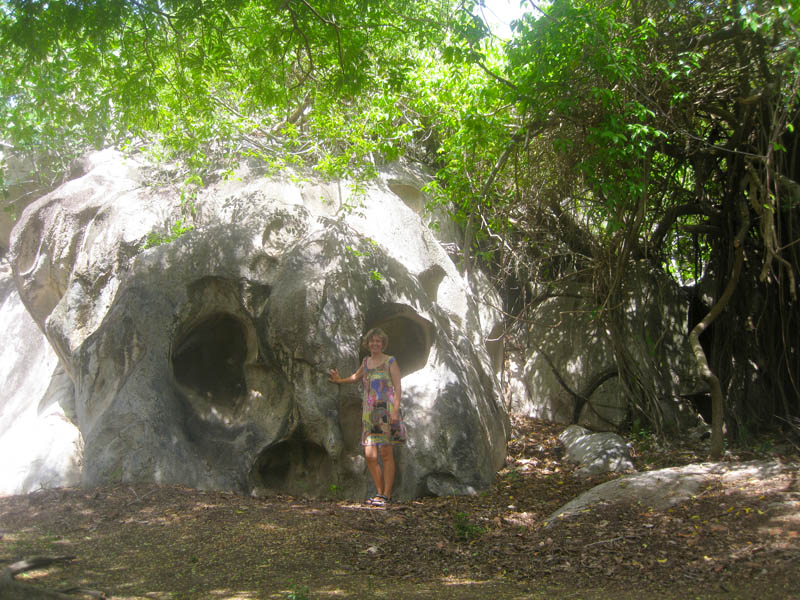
top-left (361, 327), bottom-right (389, 351)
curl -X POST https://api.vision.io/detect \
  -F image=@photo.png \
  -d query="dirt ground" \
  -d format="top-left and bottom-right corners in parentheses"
top-left (2, 417), bottom-right (799, 600)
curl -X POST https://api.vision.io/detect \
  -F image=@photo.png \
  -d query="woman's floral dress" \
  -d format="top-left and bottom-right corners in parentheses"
top-left (361, 355), bottom-right (404, 446)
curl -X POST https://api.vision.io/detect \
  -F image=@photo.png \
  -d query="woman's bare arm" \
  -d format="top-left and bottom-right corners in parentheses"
top-left (329, 364), bottom-right (364, 384)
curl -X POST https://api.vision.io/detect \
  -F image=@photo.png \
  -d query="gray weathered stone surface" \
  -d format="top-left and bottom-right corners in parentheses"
top-left (0, 260), bottom-right (81, 494)
top-left (7, 150), bottom-right (509, 500)
top-left (514, 269), bottom-right (706, 432)
top-left (559, 424), bottom-right (635, 477)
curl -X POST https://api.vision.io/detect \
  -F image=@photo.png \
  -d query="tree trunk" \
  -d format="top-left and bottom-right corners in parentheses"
top-left (688, 199), bottom-right (749, 458)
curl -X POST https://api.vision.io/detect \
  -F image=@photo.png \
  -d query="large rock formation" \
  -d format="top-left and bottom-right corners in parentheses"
top-left (6, 150), bottom-right (509, 500)
top-left (510, 269), bottom-right (706, 432)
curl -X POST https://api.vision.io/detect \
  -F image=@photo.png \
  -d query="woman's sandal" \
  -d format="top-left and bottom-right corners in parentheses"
top-left (368, 495), bottom-right (389, 507)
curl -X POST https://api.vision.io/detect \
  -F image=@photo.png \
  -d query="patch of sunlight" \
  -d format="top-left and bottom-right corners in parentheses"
top-left (132, 505), bottom-right (158, 515)
top-left (566, 355), bottom-right (584, 376)
top-left (288, 506), bottom-right (327, 515)
top-left (274, 588), bottom-right (348, 600)
top-left (16, 568), bottom-right (57, 581)
top-left (756, 524), bottom-right (791, 543)
top-left (502, 511), bottom-right (537, 527)
top-left (51, 537), bottom-right (75, 546)
top-left (314, 589), bottom-right (349, 597)
top-left (207, 591), bottom-right (260, 599)
top-left (441, 575), bottom-right (495, 586)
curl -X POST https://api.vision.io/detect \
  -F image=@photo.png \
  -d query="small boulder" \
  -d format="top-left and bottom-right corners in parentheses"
top-left (559, 424), bottom-right (635, 477)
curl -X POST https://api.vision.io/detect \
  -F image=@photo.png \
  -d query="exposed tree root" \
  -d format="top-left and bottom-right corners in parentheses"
top-left (0, 556), bottom-right (106, 599)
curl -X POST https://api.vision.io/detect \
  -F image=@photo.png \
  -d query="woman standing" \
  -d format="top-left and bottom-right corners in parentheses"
top-left (329, 327), bottom-right (403, 507)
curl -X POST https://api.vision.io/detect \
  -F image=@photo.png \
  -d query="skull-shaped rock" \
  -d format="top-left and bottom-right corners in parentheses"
top-left (9, 150), bottom-right (509, 499)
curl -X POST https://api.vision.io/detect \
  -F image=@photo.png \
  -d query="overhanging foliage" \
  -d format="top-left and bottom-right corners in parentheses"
top-left (1, 0), bottom-right (799, 444)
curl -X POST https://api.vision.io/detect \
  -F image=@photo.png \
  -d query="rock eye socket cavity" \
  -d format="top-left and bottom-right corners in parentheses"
top-left (171, 313), bottom-right (248, 408)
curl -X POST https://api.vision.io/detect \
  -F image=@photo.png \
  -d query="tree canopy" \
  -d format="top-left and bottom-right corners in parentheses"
top-left (2, 0), bottom-right (799, 448)
top-left (1, 0), bottom-right (451, 182)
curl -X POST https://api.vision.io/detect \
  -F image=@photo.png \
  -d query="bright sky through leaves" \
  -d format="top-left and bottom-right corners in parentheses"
top-left (481, 0), bottom-right (534, 38)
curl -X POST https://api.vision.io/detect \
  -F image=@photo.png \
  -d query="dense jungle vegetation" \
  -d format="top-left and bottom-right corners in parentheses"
top-left (2, 0), bottom-right (799, 454)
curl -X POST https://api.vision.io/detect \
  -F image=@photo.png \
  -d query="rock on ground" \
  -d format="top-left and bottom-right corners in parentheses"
top-left (559, 424), bottom-right (635, 477)
top-left (547, 459), bottom-right (795, 523)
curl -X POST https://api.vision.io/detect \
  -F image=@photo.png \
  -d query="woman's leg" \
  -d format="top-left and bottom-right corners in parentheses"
top-left (380, 445), bottom-right (395, 499)
top-left (364, 444), bottom-right (384, 497)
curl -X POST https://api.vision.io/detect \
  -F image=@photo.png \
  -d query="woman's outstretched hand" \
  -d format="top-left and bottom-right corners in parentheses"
top-left (328, 368), bottom-right (341, 383)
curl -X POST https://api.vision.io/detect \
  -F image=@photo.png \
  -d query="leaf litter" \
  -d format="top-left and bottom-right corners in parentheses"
top-left (1, 416), bottom-right (798, 599)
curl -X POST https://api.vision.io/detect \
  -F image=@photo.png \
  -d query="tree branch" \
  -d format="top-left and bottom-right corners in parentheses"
top-left (650, 202), bottom-right (710, 251)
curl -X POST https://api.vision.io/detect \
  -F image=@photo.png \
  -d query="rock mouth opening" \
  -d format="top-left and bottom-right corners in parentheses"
top-left (250, 437), bottom-right (333, 496)
top-left (171, 313), bottom-right (248, 408)
top-left (365, 304), bottom-right (434, 376)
